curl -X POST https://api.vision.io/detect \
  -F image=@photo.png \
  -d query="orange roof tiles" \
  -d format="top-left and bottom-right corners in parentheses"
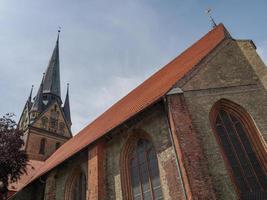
top-left (8, 160), bottom-right (44, 192)
top-left (22, 24), bottom-right (228, 190)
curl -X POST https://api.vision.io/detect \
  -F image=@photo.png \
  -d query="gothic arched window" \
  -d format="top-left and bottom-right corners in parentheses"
top-left (55, 142), bottom-right (60, 150)
top-left (211, 99), bottom-right (267, 198)
top-left (39, 138), bottom-right (46, 155)
top-left (70, 172), bottom-right (86, 200)
top-left (121, 133), bottom-right (163, 200)
top-left (130, 139), bottom-right (163, 200)
top-left (59, 122), bottom-right (65, 134)
top-left (41, 116), bottom-right (48, 129)
top-left (50, 109), bottom-right (58, 130)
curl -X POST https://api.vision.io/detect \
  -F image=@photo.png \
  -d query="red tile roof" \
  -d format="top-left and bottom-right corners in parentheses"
top-left (8, 160), bottom-right (44, 192)
top-left (20, 24), bottom-right (228, 190)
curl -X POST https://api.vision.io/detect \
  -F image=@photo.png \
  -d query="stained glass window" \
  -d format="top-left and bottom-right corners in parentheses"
top-left (129, 139), bottom-right (163, 200)
top-left (215, 109), bottom-right (267, 197)
top-left (71, 172), bottom-right (86, 200)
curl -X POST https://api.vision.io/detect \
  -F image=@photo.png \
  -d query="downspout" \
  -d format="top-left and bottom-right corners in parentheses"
top-left (163, 87), bottom-right (188, 200)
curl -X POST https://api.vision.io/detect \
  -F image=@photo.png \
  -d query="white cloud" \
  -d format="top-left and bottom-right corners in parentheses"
top-left (1, 0), bottom-right (267, 136)
top-left (70, 75), bottom-right (144, 134)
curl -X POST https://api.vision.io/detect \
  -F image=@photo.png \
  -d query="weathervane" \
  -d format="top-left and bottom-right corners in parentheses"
top-left (205, 8), bottom-right (217, 28)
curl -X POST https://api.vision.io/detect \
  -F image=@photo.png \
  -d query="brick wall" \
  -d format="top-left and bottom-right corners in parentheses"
top-left (177, 39), bottom-right (267, 199)
top-left (44, 171), bottom-right (57, 200)
top-left (26, 129), bottom-right (68, 161)
top-left (167, 94), bottom-right (216, 199)
top-left (88, 141), bottom-right (106, 200)
top-left (104, 103), bottom-right (184, 199)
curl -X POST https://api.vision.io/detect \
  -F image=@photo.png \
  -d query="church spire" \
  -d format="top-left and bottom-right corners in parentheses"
top-left (28, 85), bottom-right (34, 102)
top-left (31, 74), bottom-right (45, 113)
top-left (63, 83), bottom-right (71, 125)
top-left (42, 29), bottom-right (61, 98)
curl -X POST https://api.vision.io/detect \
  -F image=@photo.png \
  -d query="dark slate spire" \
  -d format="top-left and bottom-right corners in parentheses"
top-left (31, 74), bottom-right (44, 112)
top-left (63, 83), bottom-right (71, 124)
top-left (28, 85), bottom-right (34, 102)
top-left (43, 30), bottom-right (61, 98)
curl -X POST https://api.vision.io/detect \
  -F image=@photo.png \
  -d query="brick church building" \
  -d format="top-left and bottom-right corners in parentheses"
top-left (9, 24), bottom-right (267, 199)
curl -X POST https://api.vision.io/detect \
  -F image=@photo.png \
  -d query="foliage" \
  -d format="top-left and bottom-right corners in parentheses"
top-left (0, 113), bottom-right (28, 198)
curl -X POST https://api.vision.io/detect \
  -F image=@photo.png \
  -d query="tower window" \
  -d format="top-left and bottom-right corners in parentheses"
top-left (39, 138), bottom-right (46, 155)
top-left (50, 110), bottom-right (58, 130)
top-left (59, 122), bottom-right (65, 134)
top-left (55, 142), bottom-right (60, 150)
top-left (50, 118), bottom-right (58, 129)
top-left (41, 117), bottom-right (48, 129)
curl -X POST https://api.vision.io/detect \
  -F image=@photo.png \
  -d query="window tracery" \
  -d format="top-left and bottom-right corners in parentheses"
top-left (70, 172), bottom-right (86, 200)
top-left (210, 99), bottom-right (267, 198)
top-left (41, 116), bottom-right (48, 129)
top-left (65, 168), bottom-right (87, 200)
top-left (59, 122), bottom-right (65, 134)
top-left (121, 132), bottom-right (163, 200)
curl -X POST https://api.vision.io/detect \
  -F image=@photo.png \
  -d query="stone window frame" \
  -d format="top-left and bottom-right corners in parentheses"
top-left (41, 116), bottom-right (48, 129)
top-left (64, 166), bottom-right (87, 200)
top-left (210, 99), bottom-right (267, 197)
top-left (120, 129), bottom-right (163, 200)
top-left (39, 138), bottom-right (46, 155)
top-left (50, 108), bottom-right (59, 130)
top-left (50, 117), bottom-right (58, 130)
top-left (55, 142), bottom-right (61, 150)
top-left (59, 122), bottom-right (65, 134)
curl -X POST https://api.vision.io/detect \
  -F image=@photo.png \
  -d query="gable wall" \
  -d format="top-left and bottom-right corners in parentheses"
top-left (33, 101), bottom-right (71, 138)
top-left (178, 39), bottom-right (267, 199)
top-left (25, 101), bottom-right (71, 161)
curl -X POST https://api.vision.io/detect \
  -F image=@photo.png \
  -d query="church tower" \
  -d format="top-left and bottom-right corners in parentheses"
top-left (18, 31), bottom-right (72, 161)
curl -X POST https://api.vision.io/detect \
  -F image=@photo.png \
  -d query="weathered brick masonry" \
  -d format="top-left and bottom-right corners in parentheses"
top-left (88, 141), bottom-right (106, 200)
top-left (104, 103), bottom-right (184, 199)
top-left (167, 94), bottom-right (216, 199)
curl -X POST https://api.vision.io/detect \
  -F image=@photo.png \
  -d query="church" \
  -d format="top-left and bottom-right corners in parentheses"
top-left (9, 23), bottom-right (267, 200)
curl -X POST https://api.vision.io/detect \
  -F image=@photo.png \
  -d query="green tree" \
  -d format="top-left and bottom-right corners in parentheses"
top-left (0, 113), bottom-right (28, 200)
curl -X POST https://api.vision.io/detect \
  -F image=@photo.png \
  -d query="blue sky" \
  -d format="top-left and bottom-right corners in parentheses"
top-left (0, 0), bottom-right (267, 134)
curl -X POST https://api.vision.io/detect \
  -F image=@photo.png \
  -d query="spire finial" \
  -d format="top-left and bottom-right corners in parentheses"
top-left (205, 8), bottom-right (217, 28)
top-left (57, 26), bottom-right (61, 43)
top-left (66, 83), bottom-right (70, 94)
